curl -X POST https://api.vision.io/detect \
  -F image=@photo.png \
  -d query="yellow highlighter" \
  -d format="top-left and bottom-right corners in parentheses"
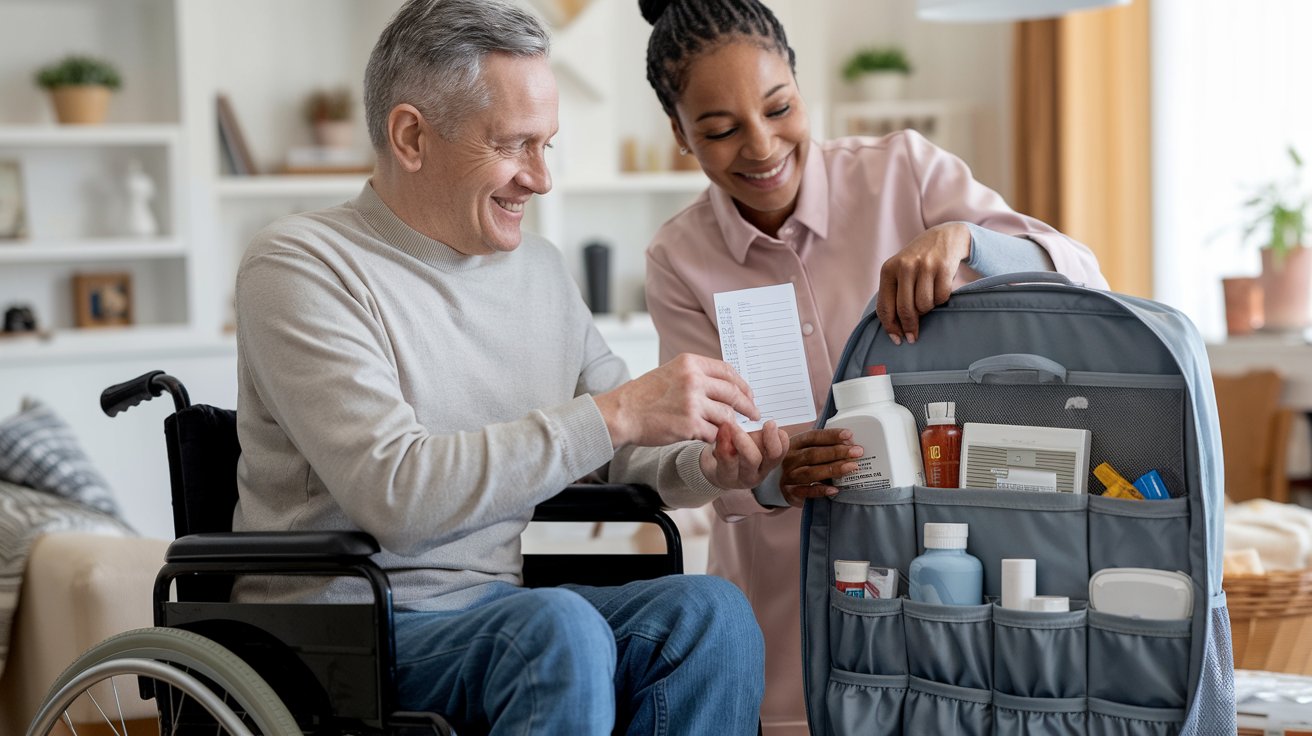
top-left (1094, 462), bottom-right (1145, 500)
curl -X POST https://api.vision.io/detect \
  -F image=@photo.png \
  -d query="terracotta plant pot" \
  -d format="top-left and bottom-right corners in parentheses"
top-left (312, 120), bottom-right (354, 149)
top-left (50, 85), bottom-right (112, 125)
top-left (1221, 276), bottom-right (1263, 336)
top-left (1260, 245), bottom-right (1312, 332)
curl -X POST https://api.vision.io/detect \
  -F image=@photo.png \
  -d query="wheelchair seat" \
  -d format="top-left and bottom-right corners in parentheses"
top-left (28, 370), bottom-right (684, 735)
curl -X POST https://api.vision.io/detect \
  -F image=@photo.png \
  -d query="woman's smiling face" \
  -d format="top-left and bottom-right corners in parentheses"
top-left (671, 40), bottom-right (810, 236)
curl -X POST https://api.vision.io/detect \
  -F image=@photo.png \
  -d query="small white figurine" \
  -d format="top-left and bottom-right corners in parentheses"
top-left (124, 159), bottom-right (158, 237)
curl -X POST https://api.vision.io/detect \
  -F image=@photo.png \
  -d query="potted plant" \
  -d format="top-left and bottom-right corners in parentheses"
top-left (35, 55), bottom-right (122, 125)
top-left (842, 46), bottom-right (912, 102)
top-left (304, 87), bottom-right (355, 149)
top-left (1240, 146), bottom-right (1310, 332)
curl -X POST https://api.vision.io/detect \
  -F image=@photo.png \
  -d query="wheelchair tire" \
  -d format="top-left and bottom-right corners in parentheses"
top-left (28, 626), bottom-right (301, 736)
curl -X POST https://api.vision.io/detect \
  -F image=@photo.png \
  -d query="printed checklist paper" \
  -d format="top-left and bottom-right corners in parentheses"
top-left (714, 283), bottom-right (817, 431)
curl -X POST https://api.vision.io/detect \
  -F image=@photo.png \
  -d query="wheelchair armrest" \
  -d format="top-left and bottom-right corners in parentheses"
top-left (532, 483), bottom-right (666, 523)
top-left (165, 530), bottom-right (380, 562)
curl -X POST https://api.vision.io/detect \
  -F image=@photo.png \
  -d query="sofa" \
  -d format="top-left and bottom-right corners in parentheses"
top-left (0, 532), bottom-right (169, 733)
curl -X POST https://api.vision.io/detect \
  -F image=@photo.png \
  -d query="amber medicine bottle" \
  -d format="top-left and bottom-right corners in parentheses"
top-left (920, 401), bottom-right (962, 488)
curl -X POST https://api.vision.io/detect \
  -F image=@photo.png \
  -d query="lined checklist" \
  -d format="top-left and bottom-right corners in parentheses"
top-left (713, 283), bottom-right (817, 431)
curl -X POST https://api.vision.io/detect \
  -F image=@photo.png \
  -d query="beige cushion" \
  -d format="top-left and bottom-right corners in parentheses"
top-left (0, 532), bottom-right (168, 733)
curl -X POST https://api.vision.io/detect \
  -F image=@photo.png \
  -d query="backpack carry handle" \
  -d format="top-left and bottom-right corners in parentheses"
top-left (954, 271), bottom-right (1074, 295)
top-left (968, 354), bottom-right (1068, 384)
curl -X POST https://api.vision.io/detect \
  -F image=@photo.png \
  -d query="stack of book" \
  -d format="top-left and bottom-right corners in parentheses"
top-left (282, 146), bottom-right (373, 175)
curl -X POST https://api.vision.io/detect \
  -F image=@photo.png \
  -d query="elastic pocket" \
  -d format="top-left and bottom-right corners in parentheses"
top-left (830, 486), bottom-right (918, 578)
top-left (1087, 495), bottom-right (1190, 575)
top-left (1087, 610), bottom-right (1191, 709)
top-left (992, 692), bottom-right (1086, 736)
top-left (992, 603), bottom-right (1087, 698)
top-left (902, 600), bottom-right (993, 690)
top-left (1086, 698), bottom-right (1184, 736)
top-left (915, 487), bottom-right (1089, 601)
top-left (903, 676), bottom-right (992, 736)
top-left (828, 590), bottom-right (906, 676)
top-left (825, 670), bottom-right (906, 736)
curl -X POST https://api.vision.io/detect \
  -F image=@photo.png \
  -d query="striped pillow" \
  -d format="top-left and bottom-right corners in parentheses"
top-left (0, 398), bottom-right (123, 520)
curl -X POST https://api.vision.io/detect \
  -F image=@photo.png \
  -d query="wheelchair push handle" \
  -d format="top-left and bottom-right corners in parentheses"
top-left (101, 370), bottom-right (191, 416)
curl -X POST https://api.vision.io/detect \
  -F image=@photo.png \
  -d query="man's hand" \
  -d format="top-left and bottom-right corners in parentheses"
top-left (779, 428), bottom-right (862, 507)
top-left (594, 353), bottom-right (759, 447)
top-left (874, 222), bottom-right (971, 345)
top-left (699, 420), bottom-right (789, 491)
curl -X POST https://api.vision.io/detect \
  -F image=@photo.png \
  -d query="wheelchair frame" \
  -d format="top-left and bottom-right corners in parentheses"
top-left (30, 370), bottom-right (685, 735)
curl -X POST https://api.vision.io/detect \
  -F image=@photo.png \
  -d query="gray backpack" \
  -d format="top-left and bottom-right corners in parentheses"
top-left (801, 273), bottom-right (1235, 735)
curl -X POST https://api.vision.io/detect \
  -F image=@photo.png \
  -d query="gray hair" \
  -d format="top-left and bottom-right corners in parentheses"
top-left (364, 0), bottom-right (550, 149)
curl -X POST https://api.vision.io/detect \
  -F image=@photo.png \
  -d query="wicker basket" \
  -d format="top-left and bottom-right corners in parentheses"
top-left (1227, 568), bottom-right (1312, 675)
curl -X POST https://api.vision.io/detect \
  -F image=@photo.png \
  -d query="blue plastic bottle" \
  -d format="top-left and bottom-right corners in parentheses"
top-left (909, 523), bottom-right (983, 606)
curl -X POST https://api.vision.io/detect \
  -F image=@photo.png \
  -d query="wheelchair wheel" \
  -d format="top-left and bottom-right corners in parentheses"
top-left (28, 627), bottom-right (301, 736)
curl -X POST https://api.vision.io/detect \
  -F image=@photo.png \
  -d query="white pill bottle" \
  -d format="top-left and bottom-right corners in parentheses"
top-left (824, 365), bottom-right (925, 490)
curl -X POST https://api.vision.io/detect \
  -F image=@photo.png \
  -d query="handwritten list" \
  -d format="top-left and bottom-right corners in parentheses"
top-left (714, 283), bottom-right (816, 431)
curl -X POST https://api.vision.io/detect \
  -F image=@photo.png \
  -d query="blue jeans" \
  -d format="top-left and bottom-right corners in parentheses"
top-left (394, 575), bottom-right (765, 735)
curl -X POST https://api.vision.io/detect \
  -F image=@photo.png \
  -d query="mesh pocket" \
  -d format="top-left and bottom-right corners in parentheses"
top-left (1181, 593), bottom-right (1237, 735)
top-left (892, 379), bottom-right (1187, 497)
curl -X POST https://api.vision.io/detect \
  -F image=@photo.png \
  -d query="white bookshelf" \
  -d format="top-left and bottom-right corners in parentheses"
top-left (214, 174), bottom-right (370, 199)
top-left (0, 237), bottom-right (185, 264)
top-left (0, 125), bottom-right (182, 148)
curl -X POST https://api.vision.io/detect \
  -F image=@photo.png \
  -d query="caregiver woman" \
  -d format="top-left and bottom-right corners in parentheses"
top-left (638, 0), bottom-right (1107, 732)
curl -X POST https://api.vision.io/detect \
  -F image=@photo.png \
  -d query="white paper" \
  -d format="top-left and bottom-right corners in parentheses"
top-left (713, 283), bottom-right (817, 431)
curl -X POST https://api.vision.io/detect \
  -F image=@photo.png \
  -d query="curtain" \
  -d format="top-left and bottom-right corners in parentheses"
top-left (1011, 2), bottom-right (1152, 297)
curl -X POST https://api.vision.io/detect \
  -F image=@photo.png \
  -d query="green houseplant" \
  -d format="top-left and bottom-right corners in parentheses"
top-left (1240, 146), bottom-right (1311, 332)
top-left (303, 87), bottom-right (355, 148)
top-left (842, 47), bottom-right (912, 101)
top-left (34, 55), bottom-right (122, 125)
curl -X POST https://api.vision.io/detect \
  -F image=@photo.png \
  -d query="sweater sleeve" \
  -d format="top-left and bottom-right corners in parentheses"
top-left (235, 244), bottom-right (614, 556)
top-left (902, 130), bottom-right (1108, 289)
top-left (571, 300), bottom-right (723, 509)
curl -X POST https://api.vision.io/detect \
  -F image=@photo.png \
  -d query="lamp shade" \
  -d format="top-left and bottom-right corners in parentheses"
top-left (917, 0), bottom-right (1130, 22)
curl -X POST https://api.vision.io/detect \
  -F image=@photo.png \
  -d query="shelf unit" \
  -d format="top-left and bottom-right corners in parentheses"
top-left (0, 0), bottom-right (835, 363)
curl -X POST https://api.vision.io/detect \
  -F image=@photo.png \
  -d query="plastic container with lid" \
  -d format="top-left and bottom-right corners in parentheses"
top-left (909, 522), bottom-right (983, 606)
top-left (824, 365), bottom-right (924, 491)
top-left (920, 401), bottom-right (962, 489)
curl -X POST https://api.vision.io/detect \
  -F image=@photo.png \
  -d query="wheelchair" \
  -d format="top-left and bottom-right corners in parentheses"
top-left (28, 370), bottom-right (684, 735)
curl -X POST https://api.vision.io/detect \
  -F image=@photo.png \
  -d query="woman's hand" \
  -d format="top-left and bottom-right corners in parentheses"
top-left (874, 222), bottom-right (972, 345)
top-left (779, 428), bottom-right (863, 508)
top-left (700, 420), bottom-right (789, 491)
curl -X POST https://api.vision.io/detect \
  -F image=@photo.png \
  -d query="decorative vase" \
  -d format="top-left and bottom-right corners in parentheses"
top-left (1259, 245), bottom-right (1311, 332)
top-left (857, 72), bottom-right (907, 102)
top-left (1221, 276), bottom-right (1263, 336)
top-left (50, 85), bottom-right (111, 125)
top-left (312, 120), bottom-right (355, 149)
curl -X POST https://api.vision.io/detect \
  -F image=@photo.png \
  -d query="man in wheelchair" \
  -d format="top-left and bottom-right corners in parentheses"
top-left (229, 0), bottom-right (788, 732)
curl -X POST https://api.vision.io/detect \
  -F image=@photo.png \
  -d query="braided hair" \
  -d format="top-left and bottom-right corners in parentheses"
top-left (640, 0), bottom-right (796, 118)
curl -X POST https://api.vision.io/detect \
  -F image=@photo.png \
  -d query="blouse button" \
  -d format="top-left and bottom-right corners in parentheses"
top-left (802, 323), bottom-right (815, 336)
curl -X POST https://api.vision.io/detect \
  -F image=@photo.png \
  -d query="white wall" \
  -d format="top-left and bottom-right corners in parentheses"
top-left (822, 0), bottom-right (1015, 197)
top-left (1152, 0), bottom-right (1312, 338)
top-left (0, 347), bottom-right (236, 540)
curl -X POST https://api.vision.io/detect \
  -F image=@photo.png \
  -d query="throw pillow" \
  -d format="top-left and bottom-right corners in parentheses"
top-left (0, 398), bottom-right (124, 519)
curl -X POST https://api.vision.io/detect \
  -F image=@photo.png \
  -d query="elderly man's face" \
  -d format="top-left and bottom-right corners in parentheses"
top-left (427, 53), bottom-right (557, 255)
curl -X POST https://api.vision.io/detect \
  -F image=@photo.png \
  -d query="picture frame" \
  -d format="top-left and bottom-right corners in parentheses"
top-left (0, 160), bottom-right (27, 240)
top-left (73, 272), bottom-right (134, 328)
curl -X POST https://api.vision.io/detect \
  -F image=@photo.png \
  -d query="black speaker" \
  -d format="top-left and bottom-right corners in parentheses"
top-left (582, 241), bottom-right (611, 314)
